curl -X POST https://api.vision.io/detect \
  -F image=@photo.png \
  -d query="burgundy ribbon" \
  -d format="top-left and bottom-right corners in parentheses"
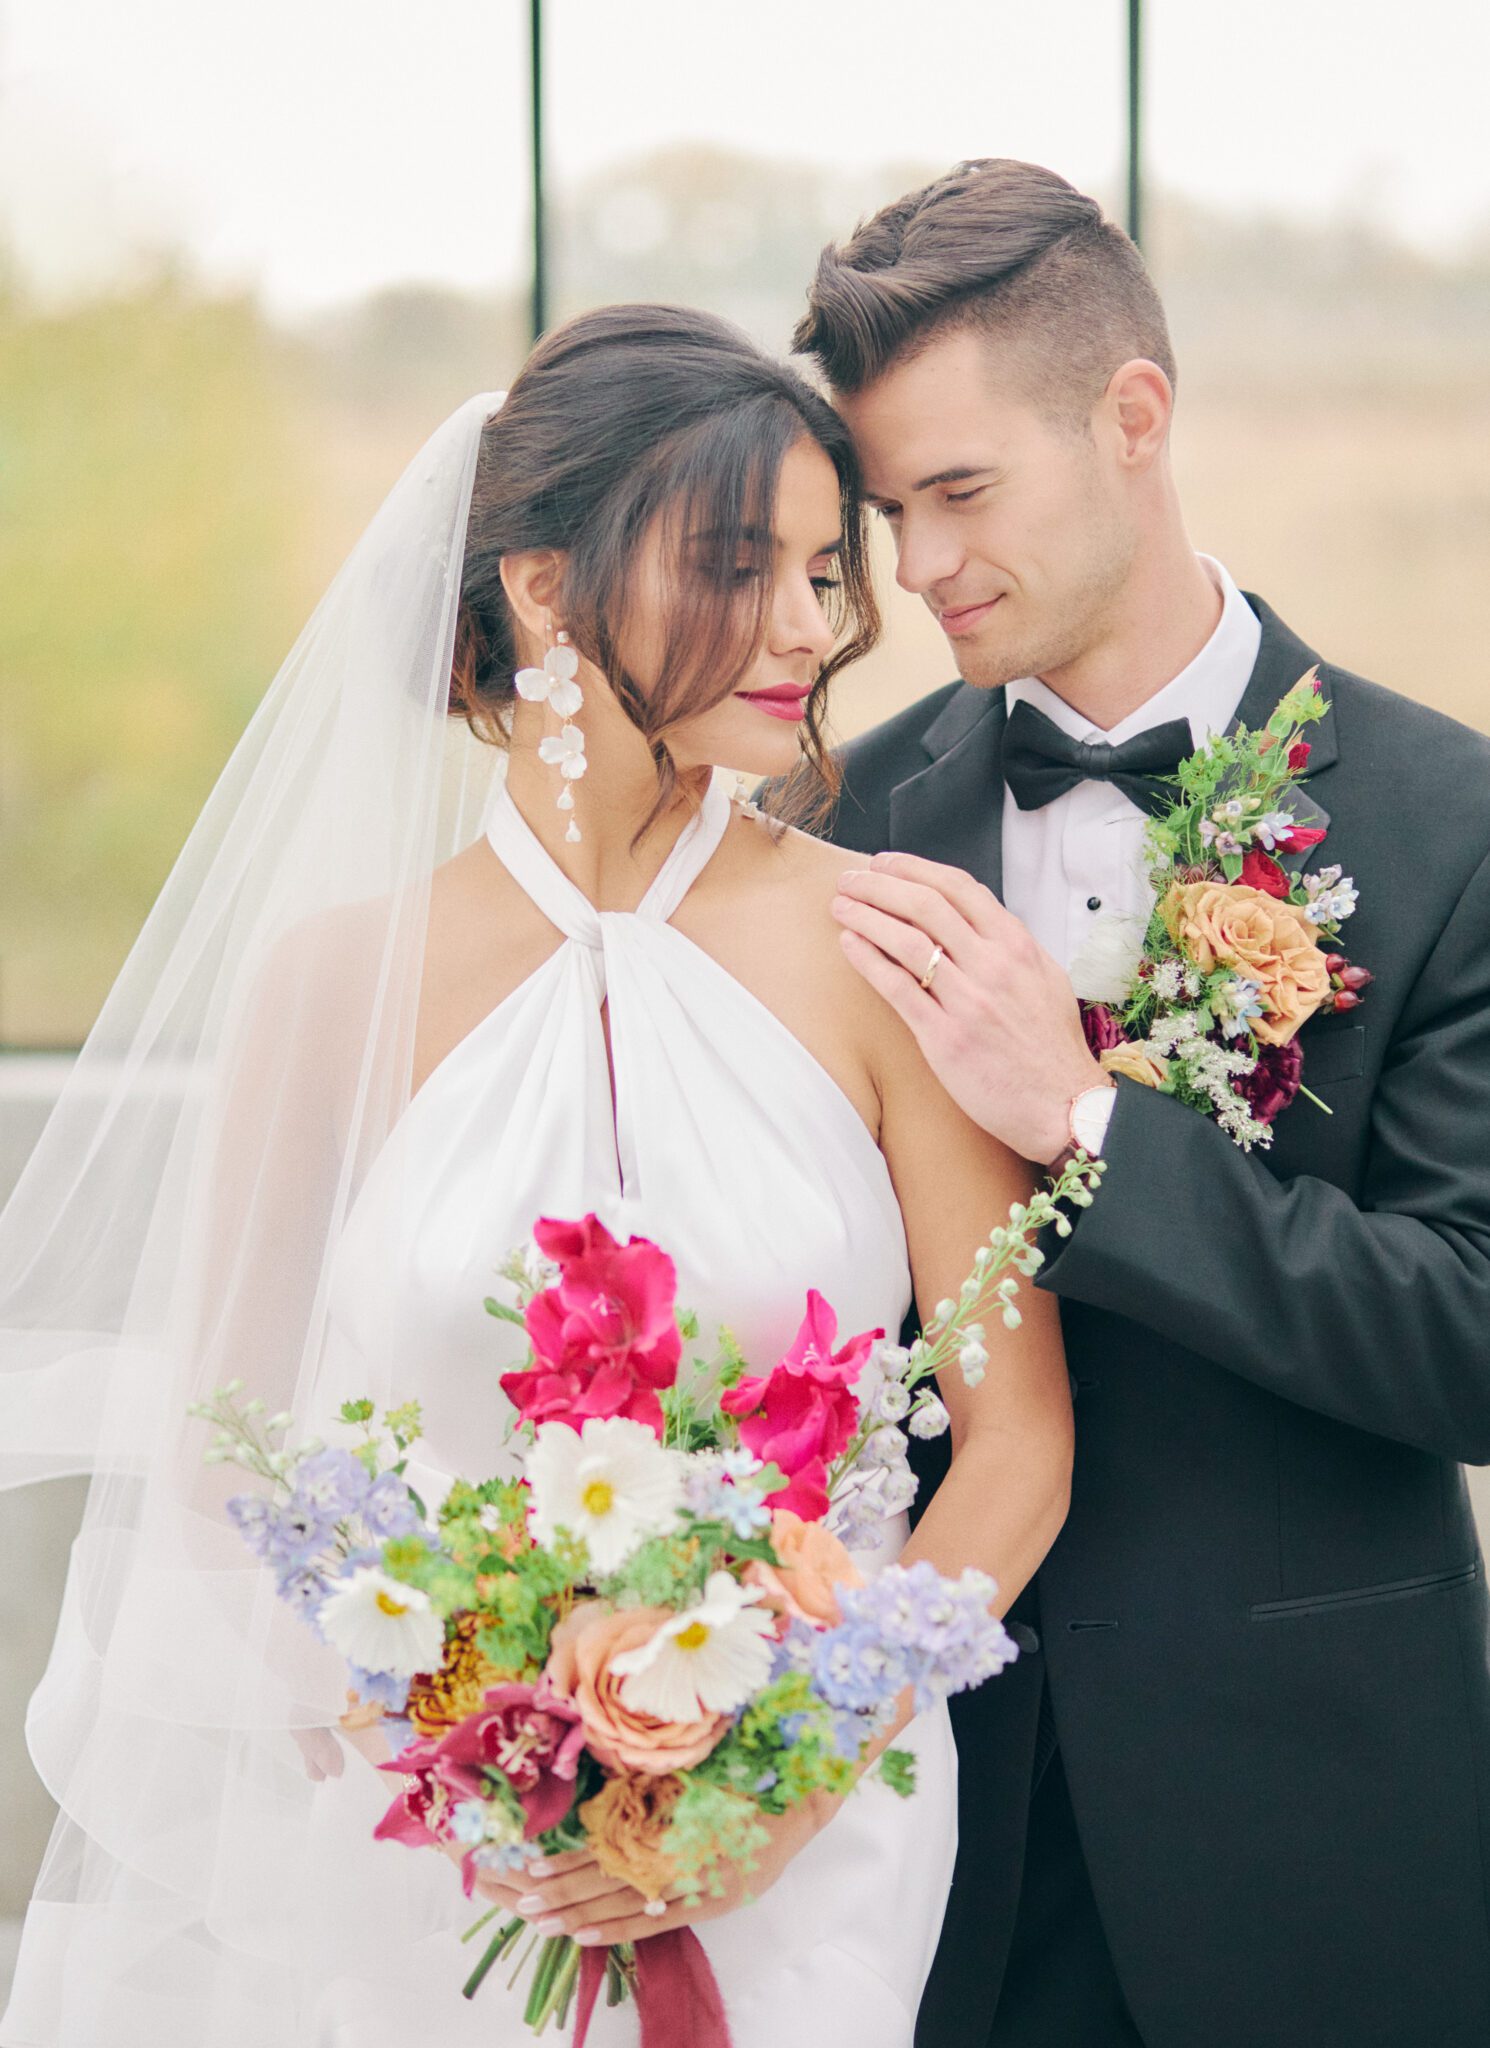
top-left (573, 1929), bottom-right (734, 2048)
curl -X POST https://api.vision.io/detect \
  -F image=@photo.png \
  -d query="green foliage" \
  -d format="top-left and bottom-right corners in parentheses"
top-left (877, 1747), bottom-right (918, 1798)
top-left (665, 1780), bottom-right (770, 1902)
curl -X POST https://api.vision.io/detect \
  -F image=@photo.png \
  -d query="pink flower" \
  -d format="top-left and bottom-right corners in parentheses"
top-left (374, 1678), bottom-right (588, 1895)
top-left (1080, 1002), bottom-right (1128, 1056)
top-left (720, 1292), bottom-right (881, 1523)
top-left (501, 1215), bottom-right (681, 1437)
top-left (373, 1732), bottom-right (449, 1853)
top-left (1239, 847), bottom-right (1290, 900)
top-left (429, 1677), bottom-right (586, 1839)
top-left (1275, 824), bottom-right (1328, 856)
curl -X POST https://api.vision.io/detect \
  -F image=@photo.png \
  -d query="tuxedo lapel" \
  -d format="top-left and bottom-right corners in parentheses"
top-left (1234, 593), bottom-right (1338, 875)
top-left (888, 685), bottom-right (1009, 899)
top-left (882, 597), bottom-right (1335, 899)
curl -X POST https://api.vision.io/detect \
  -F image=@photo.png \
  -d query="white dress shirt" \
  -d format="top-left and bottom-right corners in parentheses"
top-left (1000, 555), bottom-right (1261, 1151)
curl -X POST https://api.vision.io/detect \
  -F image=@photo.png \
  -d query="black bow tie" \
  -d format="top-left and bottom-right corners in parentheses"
top-left (1002, 698), bottom-right (1193, 816)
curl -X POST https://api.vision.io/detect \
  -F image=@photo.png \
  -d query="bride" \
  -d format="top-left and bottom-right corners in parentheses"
top-left (0, 303), bottom-right (1071, 2046)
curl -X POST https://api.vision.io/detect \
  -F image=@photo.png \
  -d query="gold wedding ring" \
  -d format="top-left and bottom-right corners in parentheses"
top-left (918, 943), bottom-right (945, 992)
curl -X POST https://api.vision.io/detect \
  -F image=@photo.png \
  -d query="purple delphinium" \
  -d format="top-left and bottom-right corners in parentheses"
top-left (819, 1561), bottom-right (1019, 1715)
top-left (348, 1664), bottom-right (411, 1713)
top-left (359, 1472), bottom-right (423, 1540)
top-left (292, 1446), bottom-right (371, 1521)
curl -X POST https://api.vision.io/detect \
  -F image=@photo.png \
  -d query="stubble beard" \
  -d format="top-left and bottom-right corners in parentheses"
top-left (951, 504), bottom-right (1138, 693)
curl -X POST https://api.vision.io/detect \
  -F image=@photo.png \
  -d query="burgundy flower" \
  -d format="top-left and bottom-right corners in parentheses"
top-left (1288, 740), bottom-right (1312, 773)
top-left (1239, 847), bottom-right (1290, 900)
top-left (373, 1732), bottom-right (450, 1852)
top-left (1236, 1038), bottom-right (1304, 1125)
top-left (721, 1291), bottom-right (880, 1522)
top-left (430, 1678), bottom-right (586, 1839)
top-left (501, 1215), bottom-right (681, 1437)
top-left (1080, 1002), bottom-right (1127, 1056)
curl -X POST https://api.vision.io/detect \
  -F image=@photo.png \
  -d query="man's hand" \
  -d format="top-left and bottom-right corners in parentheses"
top-left (831, 851), bottom-right (1105, 1164)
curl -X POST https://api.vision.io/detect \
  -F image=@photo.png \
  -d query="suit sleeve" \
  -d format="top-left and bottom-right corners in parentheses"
top-left (1038, 843), bottom-right (1490, 1463)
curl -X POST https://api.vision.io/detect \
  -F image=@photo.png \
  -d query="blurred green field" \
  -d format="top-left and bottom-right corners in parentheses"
top-left (4, 154), bottom-right (1487, 1043)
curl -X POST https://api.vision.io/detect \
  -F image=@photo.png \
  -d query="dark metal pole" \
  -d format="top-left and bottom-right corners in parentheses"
top-left (529, 0), bottom-right (547, 341)
top-left (1125, 0), bottom-right (1144, 248)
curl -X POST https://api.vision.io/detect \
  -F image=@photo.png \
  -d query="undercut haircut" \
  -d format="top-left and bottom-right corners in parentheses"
top-left (793, 158), bottom-right (1176, 429)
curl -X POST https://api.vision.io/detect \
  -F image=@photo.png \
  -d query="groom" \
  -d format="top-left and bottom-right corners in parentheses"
top-left (795, 160), bottom-right (1490, 2048)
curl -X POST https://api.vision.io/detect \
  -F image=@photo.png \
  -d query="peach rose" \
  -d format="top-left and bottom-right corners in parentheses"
top-left (1161, 881), bottom-right (1330, 1047)
top-left (545, 1602), bottom-right (726, 1774)
top-left (743, 1509), bottom-right (864, 1627)
top-left (578, 1771), bottom-right (685, 1901)
top-left (1099, 1043), bottom-right (1170, 1090)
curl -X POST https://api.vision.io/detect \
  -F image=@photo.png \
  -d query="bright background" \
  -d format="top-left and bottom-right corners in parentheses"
top-left (3, 0), bottom-right (1489, 1045)
top-left (2, 0), bottom-right (1489, 1972)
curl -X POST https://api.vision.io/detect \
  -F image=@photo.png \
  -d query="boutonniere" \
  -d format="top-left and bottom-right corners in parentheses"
top-left (1071, 671), bottom-right (1370, 1151)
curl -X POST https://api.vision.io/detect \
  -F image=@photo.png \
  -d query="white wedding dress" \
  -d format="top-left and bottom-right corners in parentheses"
top-left (302, 770), bottom-right (959, 2046)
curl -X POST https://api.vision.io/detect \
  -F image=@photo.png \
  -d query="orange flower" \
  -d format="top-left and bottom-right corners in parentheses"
top-left (545, 1603), bottom-right (727, 1774)
top-left (743, 1509), bottom-right (863, 1627)
top-left (1099, 1043), bottom-right (1170, 1089)
top-left (578, 1771), bottom-right (685, 1901)
top-left (1161, 881), bottom-right (1330, 1046)
top-left (404, 1612), bottom-right (504, 1738)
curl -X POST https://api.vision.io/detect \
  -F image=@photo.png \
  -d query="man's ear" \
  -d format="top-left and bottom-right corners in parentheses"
top-left (1102, 359), bottom-right (1173, 470)
top-left (498, 550), bottom-right (568, 650)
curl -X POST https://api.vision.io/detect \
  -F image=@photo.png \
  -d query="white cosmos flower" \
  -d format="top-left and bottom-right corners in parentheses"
top-left (526, 1417), bottom-right (684, 1574)
top-left (538, 723), bottom-right (588, 780)
top-left (1068, 910), bottom-right (1148, 1006)
top-left (611, 1571), bottom-right (777, 1721)
top-left (318, 1567), bottom-right (444, 1677)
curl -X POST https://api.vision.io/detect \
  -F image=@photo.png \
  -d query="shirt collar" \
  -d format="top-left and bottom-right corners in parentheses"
top-left (1005, 556), bottom-right (1261, 751)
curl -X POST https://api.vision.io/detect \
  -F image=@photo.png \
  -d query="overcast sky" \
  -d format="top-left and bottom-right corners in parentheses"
top-left (3, 0), bottom-right (1487, 316)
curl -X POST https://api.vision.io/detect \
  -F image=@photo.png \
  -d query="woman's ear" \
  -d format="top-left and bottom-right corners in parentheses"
top-left (498, 550), bottom-right (568, 655)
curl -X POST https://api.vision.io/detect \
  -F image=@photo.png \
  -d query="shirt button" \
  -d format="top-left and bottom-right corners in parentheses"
top-left (1086, 895), bottom-right (1102, 911)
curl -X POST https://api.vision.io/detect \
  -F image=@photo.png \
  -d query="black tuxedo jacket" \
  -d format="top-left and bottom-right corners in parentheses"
top-left (827, 597), bottom-right (1490, 2048)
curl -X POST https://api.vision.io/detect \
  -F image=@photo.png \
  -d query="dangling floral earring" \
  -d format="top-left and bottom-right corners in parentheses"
top-left (515, 619), bottom-right (587, 843)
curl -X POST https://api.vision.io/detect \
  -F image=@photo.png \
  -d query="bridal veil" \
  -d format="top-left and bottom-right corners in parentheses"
top-left (0, 392), bottom-right (510, 2043)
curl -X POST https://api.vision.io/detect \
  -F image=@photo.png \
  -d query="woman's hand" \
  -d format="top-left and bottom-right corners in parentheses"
top-left (478, 1793), bottom-right (838, 1948)
top-left (291, 1726), bottom-right (346, 1781)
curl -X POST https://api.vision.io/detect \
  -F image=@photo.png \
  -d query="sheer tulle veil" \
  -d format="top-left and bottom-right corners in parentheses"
top-left (0, 392), bottom-right (511, 2044)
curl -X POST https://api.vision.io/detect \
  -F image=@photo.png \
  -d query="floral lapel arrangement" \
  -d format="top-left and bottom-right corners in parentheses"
top-left (1072, 670), bottom-right (1370, 1150)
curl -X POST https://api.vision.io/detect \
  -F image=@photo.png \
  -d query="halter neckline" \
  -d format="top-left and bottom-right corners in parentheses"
top-left (482, 772), bottom-right (734, 945)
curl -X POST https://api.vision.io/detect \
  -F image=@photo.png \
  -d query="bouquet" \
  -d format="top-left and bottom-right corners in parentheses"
top-left (195, 1158), bottom-right (1100, 2041)
top-left (1071, 672), bottom-right (1370, 1150)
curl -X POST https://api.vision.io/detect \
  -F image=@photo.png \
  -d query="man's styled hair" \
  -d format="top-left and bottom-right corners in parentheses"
top-left (793, 158), bottom-right (1176, 427)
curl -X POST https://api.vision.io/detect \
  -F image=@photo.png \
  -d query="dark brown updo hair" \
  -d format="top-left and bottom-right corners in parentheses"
top-left (448, 303), bottom-right (879, 834)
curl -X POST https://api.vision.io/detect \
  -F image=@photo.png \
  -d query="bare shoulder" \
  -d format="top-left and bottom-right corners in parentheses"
top-left (677, 808), bottom-right (920, 1127)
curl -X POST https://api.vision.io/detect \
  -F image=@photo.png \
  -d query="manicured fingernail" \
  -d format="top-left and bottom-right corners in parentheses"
top-left (534, 1917), bottom-right (566, 1937)
top-left (516, 1894), bottom-right (546, 1914)
top-left (526, 1859), bottom-right (555, 1877)
top-left (575, 1928), bottom-right (605, 1946)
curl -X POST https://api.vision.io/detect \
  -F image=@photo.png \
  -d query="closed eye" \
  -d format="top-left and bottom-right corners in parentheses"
top-left (946, 485), bottom-right (989, 505)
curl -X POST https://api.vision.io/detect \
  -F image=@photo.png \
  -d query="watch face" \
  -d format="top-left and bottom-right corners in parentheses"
top-left (1071, 1087), bottom-right (1113, 1154)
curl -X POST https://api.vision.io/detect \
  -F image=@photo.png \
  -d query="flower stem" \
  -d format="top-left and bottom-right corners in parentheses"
top-left (460, 1914), bottom-right (525, 2000)
top-left (1296, 1083), bottom-right (1334, 1115)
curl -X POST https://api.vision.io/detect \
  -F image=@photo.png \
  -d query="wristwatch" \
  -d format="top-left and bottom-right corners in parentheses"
top-left (1046, 1080), bottom-right (1118, 1174)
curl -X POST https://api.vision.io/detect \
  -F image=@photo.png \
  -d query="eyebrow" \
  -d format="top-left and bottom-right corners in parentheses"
top-left (866, 465), bottom-right (1001, 500)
